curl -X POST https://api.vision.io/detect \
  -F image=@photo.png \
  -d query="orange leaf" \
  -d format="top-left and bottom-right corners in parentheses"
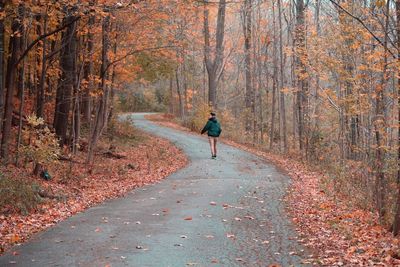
top-left (10, 234), bottom-right (20, 243)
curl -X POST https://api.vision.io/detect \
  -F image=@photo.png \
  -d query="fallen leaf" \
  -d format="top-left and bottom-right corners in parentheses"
top-left (227, 233), bottom-right (235, 239)
top-left (184, 216), bottom-right (192, 221)
top-left (10, 235), bottom-right (20, 244)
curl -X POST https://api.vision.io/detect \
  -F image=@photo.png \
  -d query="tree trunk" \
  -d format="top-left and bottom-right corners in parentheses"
top-left (87, 13), bottom-right (110, 163)
top-left (203, 0), bottom-right (226, 109)
top-left (169, 77), bottom-right (174, 114)
top-left (243, 0), bottom-right (253, 132)
top-left (176, 68), bottom-right (184, 118)
top-left (270, 1), bottom-right (277, 150)
top-left (314, 0), bottom-right (321, 132)
top-left (1, 4), bottom-right (24, 162)
top-left (54, 9), bottom-right (77, 145)
top-left (375, 0), bottom-right (389, 222)
top-left (0, 1), bottom-right (5, 134)
top-left (394, 0), bottom-right (400, 236)
top-left (83, 1), bottom-right (95, 124)
top-left (295, 0), bottom-right (309, 157)
top-left (15, 14), bottom-right (28, 167)
top-left (36, 15), bottom-right (48, 119)
top-left (278, 0), bottom-right (287, 153)
top-left (107, 23), bottom-right (119, 125)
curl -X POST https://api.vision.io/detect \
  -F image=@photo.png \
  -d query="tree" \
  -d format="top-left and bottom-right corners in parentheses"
top-left (294, 0), bottom-right (309, 157)
top-left (393, 0), bottom-right (400, 236)
top-left (1, 4), bottom-right (24, 162)
top-left (243, 0), bottom-right (253, 133)
top-left (87, 12), bottom-right (111, 163)
top-left (203, 0), bottom-right (226, 109)
top-left (53, 7), bottom-right (78, 145)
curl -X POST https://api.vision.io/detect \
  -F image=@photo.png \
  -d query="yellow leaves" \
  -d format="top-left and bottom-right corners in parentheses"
top-left (26, 114), bottom-right (45, 127)
top-left (19, 114), bottom-right (61, 166)
top-left (357, 64), bottom-right (368, 72)
top-left (280, 87), bottom-right (295, 95)
top-left (376, 0), bottom-right (386, 8)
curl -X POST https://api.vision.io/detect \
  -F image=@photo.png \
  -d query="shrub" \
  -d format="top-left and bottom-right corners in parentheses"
top-left (218, 109), bottom-right (242, 141)
top-left (112, 116), bottom-right (138, 137)
top-left (0, 174), bottom-right (41, 214)
top-left (182, 102), bottom-right (211, 131)
top-left (19, 114), bottom-right (60, 174)
top-left (107, 117), bottom-right (145, 146)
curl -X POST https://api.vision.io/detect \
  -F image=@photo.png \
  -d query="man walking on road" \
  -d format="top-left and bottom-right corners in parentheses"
top-left (201, 112), bottom-right (222, 159)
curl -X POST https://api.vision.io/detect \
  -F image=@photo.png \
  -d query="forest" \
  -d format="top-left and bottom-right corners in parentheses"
top-left (0, 0), bottom-right (400, 264)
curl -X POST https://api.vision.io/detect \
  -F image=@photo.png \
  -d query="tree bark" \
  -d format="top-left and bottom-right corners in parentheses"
top-left (295, 0), bottom-right (309, 157)
top-left (278, 0), bottom-right (287, 153)
top-left (394, 0), bottom-right (400, 236)
top-left (36, 15), bottom-right (48, 119)
top-left (203, 0), bottom-right (226, 109)
top-left (107, 22), bottom-right (119, 125)
top-left (54, 8), bottom-right (78, 145)
top-left (176, 68), bottom-right (184, 118)
top-left (0, 1), bottom-right (5, 134)
top-left (1, 4), bottom-right (24, 162)
top-left (243, 0), bottom-right (253, 132)
top-left (375, 0), bottom-right (389, 222)
top-left (87, 13), bottom-right (110, 163)
top-left (270, 1), bottom-right (277, 150)
top-left (83, 0), bottom-right (95, 124)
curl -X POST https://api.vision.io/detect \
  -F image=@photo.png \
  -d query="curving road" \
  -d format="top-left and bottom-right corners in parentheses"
top-left (0, 113), bottom-right (307, 267)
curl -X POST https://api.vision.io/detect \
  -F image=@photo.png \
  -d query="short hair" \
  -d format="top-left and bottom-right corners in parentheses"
top-left (210, 112), bottom-right (216, 116)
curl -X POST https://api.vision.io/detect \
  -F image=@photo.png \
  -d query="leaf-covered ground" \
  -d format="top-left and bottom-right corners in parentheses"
top-left (0, 129), bottom-right (188, 254)
top-left (148, 113), bottom-right (400, 266)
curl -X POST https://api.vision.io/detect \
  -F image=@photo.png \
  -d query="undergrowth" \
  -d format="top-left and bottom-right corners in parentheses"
top-left (0, 174), bottom-right (41, 215)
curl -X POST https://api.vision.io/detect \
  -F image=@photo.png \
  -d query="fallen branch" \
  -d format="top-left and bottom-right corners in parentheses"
top-left (103, 151), bottom-right (127, 159)
top-left (57, 155), bottom-right (82, 164)
top-left (36, 188), bottom-right (66, 201)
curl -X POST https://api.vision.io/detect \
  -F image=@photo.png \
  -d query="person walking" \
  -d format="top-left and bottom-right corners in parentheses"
top-left (201, 112), bottom-right (222, 159)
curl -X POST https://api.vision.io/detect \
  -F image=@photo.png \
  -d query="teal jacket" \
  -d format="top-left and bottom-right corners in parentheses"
top-left (201, 118), bottom-right (222, 137)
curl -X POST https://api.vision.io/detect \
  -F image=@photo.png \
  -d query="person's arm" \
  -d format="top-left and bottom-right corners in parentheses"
top-left (201, 121), bottom-right (211, 134)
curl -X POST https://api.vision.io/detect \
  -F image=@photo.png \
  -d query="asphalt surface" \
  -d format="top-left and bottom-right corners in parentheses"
top-left (0, 113), bottom-right (307, 267)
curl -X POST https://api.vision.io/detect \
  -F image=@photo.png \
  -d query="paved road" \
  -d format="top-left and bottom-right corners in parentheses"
top-left (0, 113), bottom-right (307, 267)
